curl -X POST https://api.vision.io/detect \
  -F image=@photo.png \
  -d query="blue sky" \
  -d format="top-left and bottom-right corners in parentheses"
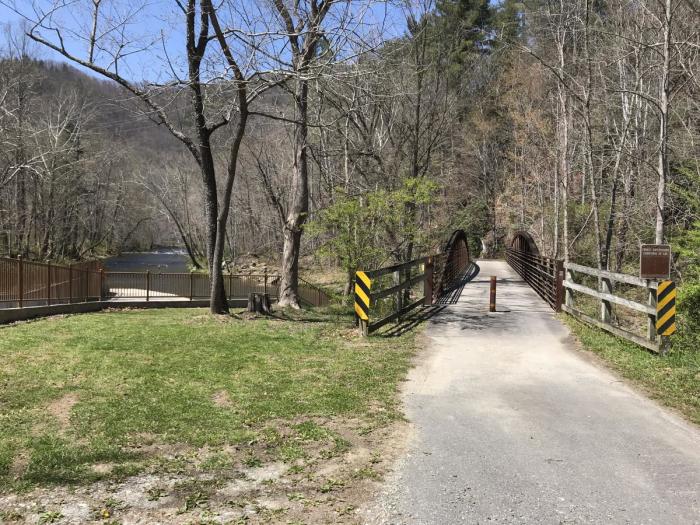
top-left (0, 0), bottom-right (410, 81)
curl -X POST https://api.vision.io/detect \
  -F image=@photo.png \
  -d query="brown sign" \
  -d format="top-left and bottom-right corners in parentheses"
top-left (640, 244), bottom-right (671, 280)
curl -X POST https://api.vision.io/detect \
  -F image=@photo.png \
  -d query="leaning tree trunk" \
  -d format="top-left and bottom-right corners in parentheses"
top-left (278, 78), bottom-right (309, 309)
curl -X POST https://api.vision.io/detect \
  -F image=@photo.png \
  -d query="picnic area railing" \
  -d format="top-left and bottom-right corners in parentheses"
top-left (0, 256), bottom-right (330, 310)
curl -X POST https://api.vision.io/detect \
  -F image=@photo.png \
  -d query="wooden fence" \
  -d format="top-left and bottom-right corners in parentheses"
top-left (0, 257), bottom-right (330, 309)
top-left (358, 256), bottom-right (432, 335)
top-left (562, 262), bottom-right (663, 352)
top-left (505, 247), bottom-right (667, 352)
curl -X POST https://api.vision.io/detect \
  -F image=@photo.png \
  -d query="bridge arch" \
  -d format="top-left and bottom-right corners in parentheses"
top-left (510, 231), bottom-right (540, 255)
top-left (442, 229), bottom-right (471, 274)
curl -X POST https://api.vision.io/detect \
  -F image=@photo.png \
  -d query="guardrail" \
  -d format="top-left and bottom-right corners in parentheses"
top-left (562, 262), bottom-right (665, 353)
top-left (505, 248), bottom-right (564, 311)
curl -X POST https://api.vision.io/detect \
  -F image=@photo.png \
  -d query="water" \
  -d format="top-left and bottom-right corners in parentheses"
top-left (104, 248), bottom-right (189, 273)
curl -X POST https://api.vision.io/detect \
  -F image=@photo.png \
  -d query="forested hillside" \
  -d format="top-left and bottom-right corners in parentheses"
top-left (0, 53), bottom-right (189, 258)
top-left (1, 0), bottom-right (698, 316)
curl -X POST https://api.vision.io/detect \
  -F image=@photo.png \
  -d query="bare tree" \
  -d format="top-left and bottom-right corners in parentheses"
top-left (12, 0), bottom-right (275, 312)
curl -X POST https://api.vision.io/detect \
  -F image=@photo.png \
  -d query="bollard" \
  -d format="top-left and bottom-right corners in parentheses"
top-left (490, 276), bottom-right (497, 312)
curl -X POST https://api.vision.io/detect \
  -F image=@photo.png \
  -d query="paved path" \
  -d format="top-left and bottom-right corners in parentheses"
top-left (369, 260), bottom-right (700, 524)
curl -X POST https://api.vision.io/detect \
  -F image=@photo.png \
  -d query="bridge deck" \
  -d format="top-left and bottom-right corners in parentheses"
top-left (369, 260), bottom-right (700, 524)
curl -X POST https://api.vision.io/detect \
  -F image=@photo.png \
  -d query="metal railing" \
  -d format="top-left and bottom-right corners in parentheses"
top-left (0, 257), bottom-right (331, 309)
top-left (505, 248), bottom-right (564, 311)
top-left (0, 257), bottom-right (102, 309)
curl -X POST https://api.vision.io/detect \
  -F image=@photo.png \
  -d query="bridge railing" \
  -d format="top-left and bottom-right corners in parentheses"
top-left (505, 248), bottom-right (564, 311)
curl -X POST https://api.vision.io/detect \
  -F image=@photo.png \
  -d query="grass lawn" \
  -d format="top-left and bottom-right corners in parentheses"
top-left (0, 307), bottom-right (418, 523)
top-left (563, 316), bottom-right (700, 426)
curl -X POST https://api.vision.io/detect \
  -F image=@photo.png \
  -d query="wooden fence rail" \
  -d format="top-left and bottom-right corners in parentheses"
top-left (562, 262), bottom-right (663, 353)
top-left (356, 237), bottom-right (472, 335)
top-left (358, 256), bottom-right (433, 335)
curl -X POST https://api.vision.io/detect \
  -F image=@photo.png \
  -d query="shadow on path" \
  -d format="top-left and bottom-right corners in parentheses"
top-left (378, 262), bottom-right (481, 338)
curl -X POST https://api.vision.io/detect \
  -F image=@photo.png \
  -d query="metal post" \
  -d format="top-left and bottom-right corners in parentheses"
top-left (18, 256), bottom-right (23, 308)
top-left (424, 258), bottom-right (434, 306)
top-left (189, 272), bottom-right (194, 301)
top-left (489, 276), bottom-right (497, 312)
top-left (146, 270), bottom-right (150, 302)
top-left (46, 261), bottom-right (52, 305)
top-left (69, 264), bottom-right (73, 304)
top-left (601, 277), bottom-right (612, 324)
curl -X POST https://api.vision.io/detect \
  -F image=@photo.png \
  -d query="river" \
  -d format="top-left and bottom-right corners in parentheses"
top-left (104, 249), bottom-right (189, 273)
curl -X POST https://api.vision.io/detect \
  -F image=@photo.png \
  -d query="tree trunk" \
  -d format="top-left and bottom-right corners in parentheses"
top-left (278, 78), bottom-right (309, 309)
top-left (655, 0), bottom-right (671, 245)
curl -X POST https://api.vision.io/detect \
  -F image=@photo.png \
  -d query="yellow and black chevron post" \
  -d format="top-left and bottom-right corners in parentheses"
top-left (656, 280), bottom-right (677, 336)
top-left (354, 271), bottom-right (372, 335)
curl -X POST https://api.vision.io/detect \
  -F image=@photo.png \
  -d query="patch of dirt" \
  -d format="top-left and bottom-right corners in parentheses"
top-left (212, 389), bottom-right (233, 408)
top-left (47, 392), bottom-right (79, 431)
top-left (0, 418), bottom-right (410, 524)
top-left (9, 453), bottom-right (28, 479)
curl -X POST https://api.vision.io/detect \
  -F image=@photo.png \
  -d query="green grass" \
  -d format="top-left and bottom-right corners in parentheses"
top-left (563, 316), bottom-right (700, 425)
top-left (0, 308), bottom-right (417, 488)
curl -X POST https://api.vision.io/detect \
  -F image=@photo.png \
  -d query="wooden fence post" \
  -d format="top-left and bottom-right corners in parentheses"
top-left (100, 269), bottom-right (105, 301)
top-left (264, 268), bottom-right (268, 295)
top-left (146, 270), bottom-right (150, 302)
top-left (46, 261), bottom-right (52, 306)
top-left (189, 272), bottom-right (194, 301)
top-left (555, 260), bottom-right (564, 312)
top-left (68, 264), bottom-right (73, 304)
top-left (18, 256), bottom-right (23, 308)
top-left (647, 280), bottom-right (657, 342)
top-left (394, 270), bottom-right (402, 323)
top-left (424, 258), bottom-right (434, 306)
top-left (359, 318), bottom-right (369, 337)
top-left (601, 277), bottom-right (613, 323)
top-left (565, 269), bottom-right (574, 309)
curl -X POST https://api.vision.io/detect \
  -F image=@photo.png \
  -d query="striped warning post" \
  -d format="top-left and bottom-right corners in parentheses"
top-left (354, 271), bottom-right (372, 321)
top-left (656, 280), bottom-right (677, 336)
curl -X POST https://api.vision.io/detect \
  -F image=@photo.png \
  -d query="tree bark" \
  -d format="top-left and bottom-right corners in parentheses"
top-left (655, 0), bottom-right (672, 245)
top-left (278, 78), bottom-right (309, 308)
